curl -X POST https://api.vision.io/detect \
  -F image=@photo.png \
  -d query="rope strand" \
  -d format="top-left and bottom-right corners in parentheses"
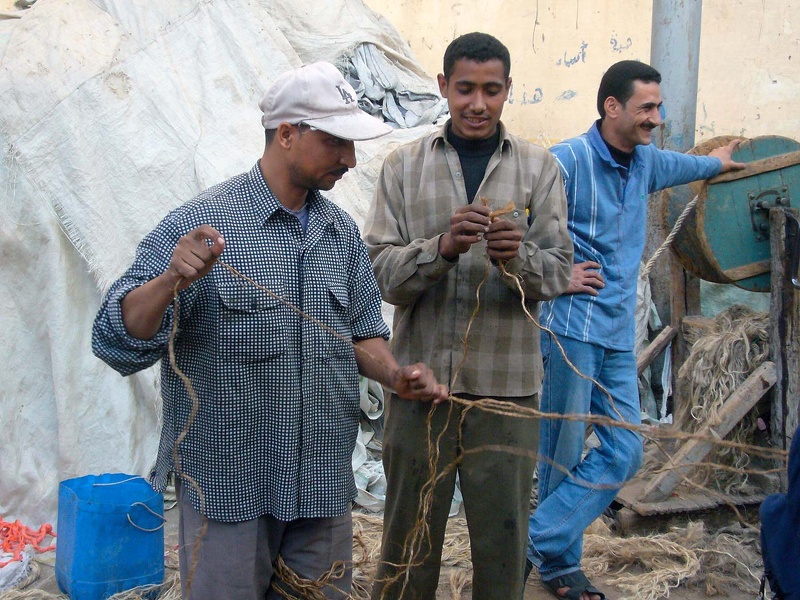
top-left (163, 198), bottom-right (784, 596)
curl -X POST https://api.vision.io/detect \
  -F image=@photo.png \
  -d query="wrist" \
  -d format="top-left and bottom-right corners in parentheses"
top-left (438, 234), bottom-right (459, 262)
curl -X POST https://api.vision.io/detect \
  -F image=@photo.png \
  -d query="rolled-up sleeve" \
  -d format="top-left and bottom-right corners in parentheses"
top-left (502, 150), bottom-right (573, 300)
top-left (364, 148), bottom-right (458, 306)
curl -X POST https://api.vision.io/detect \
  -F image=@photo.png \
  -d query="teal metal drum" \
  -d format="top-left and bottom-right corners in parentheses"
top-left (664, 135), bottom-right (800, 292)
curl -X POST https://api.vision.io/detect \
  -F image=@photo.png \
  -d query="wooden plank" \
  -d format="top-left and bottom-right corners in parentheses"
top-left (769, 208), bottom-right (800, 492)
top-left (637, 325), bottom-right (677, 376)
top-left (722, 259), bottom-right (771, 282)
top-left (709, 149), bottom-right (800, 184)
top-left (614, 500), bottom-right (766, 536)
top-left (617, 477), bottom-right (767, 516)
top-left (637, 361), bottom-right (777, 503)
top-left (628, 493), bottom-right (768, 516)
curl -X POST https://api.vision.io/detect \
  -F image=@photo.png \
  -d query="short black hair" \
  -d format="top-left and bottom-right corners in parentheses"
top-left (442, 32), bottom-right (511, 81)
top-left (596, 60), bottom-right (661, 118)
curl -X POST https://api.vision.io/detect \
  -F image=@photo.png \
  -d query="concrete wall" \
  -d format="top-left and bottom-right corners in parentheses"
top-left (363, 0), bottom-right (799, 146)
top-left (696, 2), bottom-right (799, 143)
top-left (363, 0), bottom-right (798, 321)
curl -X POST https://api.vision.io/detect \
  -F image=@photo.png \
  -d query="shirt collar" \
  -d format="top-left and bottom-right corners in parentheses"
top-left (431, 119), bottom-right (514, 155)
top-left (246, 162), bottom-right (335, 226)
top-left (588, 120), bottom-right (644, 170)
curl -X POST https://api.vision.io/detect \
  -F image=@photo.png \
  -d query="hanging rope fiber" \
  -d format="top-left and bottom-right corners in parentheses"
top-left (163, 195), bottom-right (787, 599)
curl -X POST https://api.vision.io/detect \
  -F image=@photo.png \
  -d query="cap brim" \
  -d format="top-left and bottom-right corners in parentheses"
top-left (304, 111), bottom-right (393, 141)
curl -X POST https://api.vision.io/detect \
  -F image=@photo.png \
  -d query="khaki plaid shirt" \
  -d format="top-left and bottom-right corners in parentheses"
top-left (364, 122), bottom-right (573, 397)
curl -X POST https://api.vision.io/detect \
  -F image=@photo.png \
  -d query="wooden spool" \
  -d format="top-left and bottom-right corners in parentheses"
top-left (662, 135), bottom-right (800, 292)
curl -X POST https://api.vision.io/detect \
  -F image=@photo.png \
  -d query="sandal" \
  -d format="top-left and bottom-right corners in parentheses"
top-left (541, 569), bottom-right (606, 600)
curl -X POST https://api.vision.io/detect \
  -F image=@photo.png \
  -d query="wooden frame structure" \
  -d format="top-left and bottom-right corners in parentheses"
top-left (616, 207), bottom-right (800, 518)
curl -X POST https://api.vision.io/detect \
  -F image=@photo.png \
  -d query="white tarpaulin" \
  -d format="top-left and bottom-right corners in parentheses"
top-left (0, 0), bottom-right (445, 528)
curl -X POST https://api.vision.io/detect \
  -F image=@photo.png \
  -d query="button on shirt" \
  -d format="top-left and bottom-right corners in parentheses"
top-left (92, 163), bottom-right (389, 522)
top-left (364, 122), bottom-right (573, 397)
top-left (540, 122), bottom-right (722, 351)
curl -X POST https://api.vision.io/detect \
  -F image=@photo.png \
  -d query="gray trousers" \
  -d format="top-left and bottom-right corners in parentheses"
top-left (176, 479), bottom-right (353, 599)
top-left (372, 393), bottom-right (539, 600)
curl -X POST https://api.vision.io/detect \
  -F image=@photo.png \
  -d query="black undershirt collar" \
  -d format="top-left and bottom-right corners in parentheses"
top-left (447, 123), bottom-right (501, 203)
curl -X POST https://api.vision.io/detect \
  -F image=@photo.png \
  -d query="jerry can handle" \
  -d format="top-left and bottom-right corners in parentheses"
top-left (127, 501), bottom-right (166, 532)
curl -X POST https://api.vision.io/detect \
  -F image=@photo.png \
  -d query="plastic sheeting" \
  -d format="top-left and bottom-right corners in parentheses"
top-left (636, 264), bottom-right (665, 422)
top-left (0, 0), bottom-right (445, 528)
top-left (347, 43), bottom-right (447, 127)
top-left (0, 547), bottom-right (33, 592)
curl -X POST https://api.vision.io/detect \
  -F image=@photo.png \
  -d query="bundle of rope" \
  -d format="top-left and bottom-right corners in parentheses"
top-left (0, 517), bottom-right (55, 568)
top-left (677, 305), bottom-right (771, 495)
top-left (638, 304), bottom-right (773, 501)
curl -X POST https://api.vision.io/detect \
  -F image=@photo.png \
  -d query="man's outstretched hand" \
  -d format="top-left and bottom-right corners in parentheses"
top-left (392, 364), bottom-right (450, 404)
top-left (709, 139), bottom-right (746, 173)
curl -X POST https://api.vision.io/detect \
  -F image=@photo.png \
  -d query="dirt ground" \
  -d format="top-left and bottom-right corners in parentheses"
top-left (11, 501), bottom-right (758, 600)
top-left (10, 558), bottom-right (734, 600)
top-left (9, 557), bottom-right (723, 600)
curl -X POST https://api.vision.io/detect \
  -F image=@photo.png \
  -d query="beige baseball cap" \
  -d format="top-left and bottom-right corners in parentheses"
top-left (259, 61), bottom-right (393, 141)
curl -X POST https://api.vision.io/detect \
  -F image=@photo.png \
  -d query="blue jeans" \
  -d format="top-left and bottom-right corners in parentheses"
top-left (527, 333), bottom-right (643, 581)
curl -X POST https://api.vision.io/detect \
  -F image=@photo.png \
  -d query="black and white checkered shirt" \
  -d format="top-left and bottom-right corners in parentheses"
top-left (92, 162), bottom-right (389, 522)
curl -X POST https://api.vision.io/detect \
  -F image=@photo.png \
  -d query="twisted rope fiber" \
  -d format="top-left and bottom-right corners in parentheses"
top-left (166, 287), bottom-right (207, 598)
top-left (272, 556), bottom-right (350, 599)
top-left (163, 193), bottom-right (784, 598)
top-left (641, 194), bottom-right (698, 278)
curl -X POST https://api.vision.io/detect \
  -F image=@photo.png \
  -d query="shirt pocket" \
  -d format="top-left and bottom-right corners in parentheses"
top-left (323, 280), bottom-right (354, 359)
top-left (217, 281), bottom-right (285, 363)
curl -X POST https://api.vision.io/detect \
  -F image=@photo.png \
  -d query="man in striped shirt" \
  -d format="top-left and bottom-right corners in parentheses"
top-left (525, 60), bottom-right (744, 600)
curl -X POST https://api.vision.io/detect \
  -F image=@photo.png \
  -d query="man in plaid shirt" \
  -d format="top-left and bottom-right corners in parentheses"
top-left (364, 33), bottom-right (572, 599)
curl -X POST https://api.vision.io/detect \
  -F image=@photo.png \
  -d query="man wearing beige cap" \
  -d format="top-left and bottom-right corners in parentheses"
top-left (93, 61), bottom-right (448, 600)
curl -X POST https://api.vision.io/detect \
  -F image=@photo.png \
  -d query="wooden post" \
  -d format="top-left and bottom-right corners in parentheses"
top-left (670, 254), bottom-right (701, 427)
top-left (769, 207), bottom-right (800, 491)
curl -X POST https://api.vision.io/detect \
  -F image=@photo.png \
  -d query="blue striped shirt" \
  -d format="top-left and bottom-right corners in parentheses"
top-left (540, 122), bottom-right (721, 351)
